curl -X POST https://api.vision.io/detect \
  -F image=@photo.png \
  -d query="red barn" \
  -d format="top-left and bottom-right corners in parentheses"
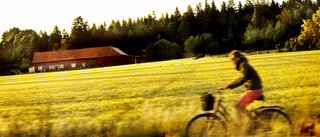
top-left (29, 46), bottom-right (135, 73)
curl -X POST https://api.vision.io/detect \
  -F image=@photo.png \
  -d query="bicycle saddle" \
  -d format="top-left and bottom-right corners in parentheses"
top-left (255, 95), bottom-right (264, 101)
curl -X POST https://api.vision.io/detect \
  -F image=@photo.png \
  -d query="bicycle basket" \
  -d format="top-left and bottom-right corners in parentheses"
top-left (201, 93), bottom-right (215, 111)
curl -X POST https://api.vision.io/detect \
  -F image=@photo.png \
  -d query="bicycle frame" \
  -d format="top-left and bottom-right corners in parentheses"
top-left (212, 90), bottom-right (285, 124)
top-left (211, 90), bottom-right (234, 123)
top-left (185, 90), bottom-right (292, 137)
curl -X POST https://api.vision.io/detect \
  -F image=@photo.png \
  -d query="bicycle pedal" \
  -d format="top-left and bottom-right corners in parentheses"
top-left (263, 126), bottom-right (272, 132)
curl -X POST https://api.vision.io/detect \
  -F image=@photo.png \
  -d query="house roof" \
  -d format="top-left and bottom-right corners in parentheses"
top-left (32, 46), bottom-right (128, 63)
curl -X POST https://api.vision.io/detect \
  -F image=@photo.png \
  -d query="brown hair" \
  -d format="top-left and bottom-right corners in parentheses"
top-left (229, 50), bottom-right (246, 59)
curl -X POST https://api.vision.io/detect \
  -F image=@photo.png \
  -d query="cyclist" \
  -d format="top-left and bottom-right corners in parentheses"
top-left (219, 50), bottom-right (263, 133)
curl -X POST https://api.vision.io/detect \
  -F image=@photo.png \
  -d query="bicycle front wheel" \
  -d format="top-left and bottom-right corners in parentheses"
top-left (185, 113), bottom-right (227, 137)
top-left (250, 109), bottom-right (292, 137)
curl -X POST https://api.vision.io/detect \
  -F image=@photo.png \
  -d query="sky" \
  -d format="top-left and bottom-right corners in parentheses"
top-left (0, 0), bottom-right (284, 35)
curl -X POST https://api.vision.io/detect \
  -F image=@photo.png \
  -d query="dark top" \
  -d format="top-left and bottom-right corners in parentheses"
top-left (228, 58), bottom-right (262, 90)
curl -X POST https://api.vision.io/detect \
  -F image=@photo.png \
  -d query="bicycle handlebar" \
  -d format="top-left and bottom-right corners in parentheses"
top-left (216, 87), bottom-right (225, 94)
top-left (217, 87), bottom-right (224, 90)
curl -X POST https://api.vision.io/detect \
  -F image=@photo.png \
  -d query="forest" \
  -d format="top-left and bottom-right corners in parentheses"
top-left (1, 0), bottom-right (320, 75)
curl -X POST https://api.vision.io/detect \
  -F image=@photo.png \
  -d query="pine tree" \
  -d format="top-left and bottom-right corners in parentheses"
top-left (251, 6), bottom-right (261, 27)
top-left (49, 25), bottom-right (62, 50)
top-left (69, 16), bottom-right (90, 49)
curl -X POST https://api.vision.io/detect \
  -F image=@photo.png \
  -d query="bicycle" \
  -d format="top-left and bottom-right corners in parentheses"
top-left (185, 89), bottom-right (292, 137)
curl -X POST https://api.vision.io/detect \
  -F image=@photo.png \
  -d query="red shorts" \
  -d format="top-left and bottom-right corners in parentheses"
top-left (237, 89), bottom-right (263, 108)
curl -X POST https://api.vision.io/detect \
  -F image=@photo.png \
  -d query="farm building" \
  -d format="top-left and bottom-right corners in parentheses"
top-left (29, 46), bottom-right (135, 73)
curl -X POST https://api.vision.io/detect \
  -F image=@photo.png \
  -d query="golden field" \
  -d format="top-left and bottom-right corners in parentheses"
top-left (0, 50), bottom-right (320, 136)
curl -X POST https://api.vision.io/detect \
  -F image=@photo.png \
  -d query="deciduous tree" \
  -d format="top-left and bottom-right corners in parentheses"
top-left (146, 39), bottom-right (182, 61)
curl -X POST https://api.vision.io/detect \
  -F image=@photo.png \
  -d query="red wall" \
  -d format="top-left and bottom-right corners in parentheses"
top-left (32, 56), bottom-right (135, 72)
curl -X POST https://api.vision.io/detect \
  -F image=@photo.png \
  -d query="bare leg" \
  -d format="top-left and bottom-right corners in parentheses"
top-left (235, 105), bottom-right (250, 136)
top-left (235, 90), bottom-right (263, 136)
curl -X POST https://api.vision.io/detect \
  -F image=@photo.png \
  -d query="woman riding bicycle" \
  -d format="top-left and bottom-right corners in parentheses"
top-left (220, 50), bottom-right (263, 132)
top-left (186, 50), bottom-right (292, 137)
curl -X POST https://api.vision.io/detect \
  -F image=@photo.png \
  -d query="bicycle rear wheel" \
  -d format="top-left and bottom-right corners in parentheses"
top-left (185, 113), bottom-right (227, 137)
top-left (250, 109), bottom-right (292, 137)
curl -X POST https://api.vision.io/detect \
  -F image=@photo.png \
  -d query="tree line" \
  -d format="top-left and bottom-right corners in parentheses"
top-left (1, 0), bottom-right (320, 75)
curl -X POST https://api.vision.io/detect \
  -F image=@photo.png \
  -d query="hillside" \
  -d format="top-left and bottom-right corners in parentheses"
top-left (0, 50), bottom-right (320, 136)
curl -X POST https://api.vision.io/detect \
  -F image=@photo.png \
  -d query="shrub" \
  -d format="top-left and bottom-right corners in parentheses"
top-left (146, 39), bottom-right (182, 61)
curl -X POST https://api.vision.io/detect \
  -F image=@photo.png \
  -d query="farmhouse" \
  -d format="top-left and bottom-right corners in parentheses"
top-left (29, 46), bottom-right (135, 73)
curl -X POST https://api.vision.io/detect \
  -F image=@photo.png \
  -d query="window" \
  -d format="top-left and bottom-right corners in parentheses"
top-left (38, 66), bottom-right (42, 71)
top-left (49, 65), bottom-right (54, 70)
top-left (29, 67), bottom-right (35, 73)
top-left (82, 62), bottom-right (86, 67)
top-left (71, 63), bottom-right (76, 68)
top-left (59, 64), bottom-right (64, 69)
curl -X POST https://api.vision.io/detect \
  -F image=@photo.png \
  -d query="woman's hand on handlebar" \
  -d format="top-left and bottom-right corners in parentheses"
top-left (217, 85), bottom-right (228, 90)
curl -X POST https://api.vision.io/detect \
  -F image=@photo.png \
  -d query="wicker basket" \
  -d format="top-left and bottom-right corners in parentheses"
top-left (201, 93), bottom-right (215, 111)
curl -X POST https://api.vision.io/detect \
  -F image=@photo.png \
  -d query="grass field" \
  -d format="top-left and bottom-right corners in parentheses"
top-left (0, 50), bottom-right (320, 136)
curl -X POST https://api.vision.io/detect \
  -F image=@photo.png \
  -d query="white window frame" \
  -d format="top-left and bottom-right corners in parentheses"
top-left (82, 62), bottom-right (86, 67)
top-left (38, 66), bottom-right (43, 72)
top-left (29, 66), bottom-right (35, 73)
top-left (49, 65), bottom-right (54, 70)
top-left (59, 64), bottom-right (64, 69)
top-left (71, 63), bottom-right (76, 68)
